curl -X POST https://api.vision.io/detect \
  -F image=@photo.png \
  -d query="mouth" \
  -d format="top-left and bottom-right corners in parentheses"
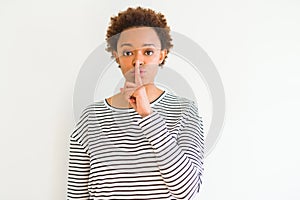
top-left (131, 70), bottom-right (146, 74)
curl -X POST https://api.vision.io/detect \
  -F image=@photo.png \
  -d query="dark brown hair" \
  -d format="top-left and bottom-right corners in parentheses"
top-left (106, 6), bottom-right (173, 66)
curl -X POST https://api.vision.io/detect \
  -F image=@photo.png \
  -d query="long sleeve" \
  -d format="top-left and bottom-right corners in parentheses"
top-left (138, 101), bottom-right (204, 200)
top-left (67, 108), bottom-right (91, 200)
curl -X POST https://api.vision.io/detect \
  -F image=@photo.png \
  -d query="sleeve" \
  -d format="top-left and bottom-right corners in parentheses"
top-left (67, 108), bottom-right (91, 200)
top-left (137, 101), bottom-right (205, 200)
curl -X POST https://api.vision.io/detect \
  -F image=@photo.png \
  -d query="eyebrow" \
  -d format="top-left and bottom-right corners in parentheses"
top-left (120, 43), bottom-right (156, 47)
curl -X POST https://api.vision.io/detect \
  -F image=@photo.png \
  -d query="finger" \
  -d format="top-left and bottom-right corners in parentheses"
top-left (129, 96), bottom-right (136, 102)
top-left (128, 98), bottom-right (137, 110)
top-left (143, 82), bottom-right (154, 87)
top-left (124, 81), bottom-right (137, 89)
top-left (123, 82), bottom-right (137, 94)
top-left (124, 88), bottom-right (137, 99)
top-left (135, 60), bottom-right (143, 86)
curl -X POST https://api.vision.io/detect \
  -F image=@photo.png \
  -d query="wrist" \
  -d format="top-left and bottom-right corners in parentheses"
top-left (141, 108), bottom-right (153, 118)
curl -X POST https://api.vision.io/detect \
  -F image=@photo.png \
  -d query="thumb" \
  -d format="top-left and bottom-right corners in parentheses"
top-left (128, 98), bottom-right (137, 109)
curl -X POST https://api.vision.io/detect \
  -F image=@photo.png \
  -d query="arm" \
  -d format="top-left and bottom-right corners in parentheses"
top-left (138, 101), bottom-right (204, 199)
top-left (67, 108), bottom-right (91, 200)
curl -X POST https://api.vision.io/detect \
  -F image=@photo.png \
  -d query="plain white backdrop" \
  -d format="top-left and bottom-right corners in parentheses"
top-left (1, 0), bottom-right (300, 199)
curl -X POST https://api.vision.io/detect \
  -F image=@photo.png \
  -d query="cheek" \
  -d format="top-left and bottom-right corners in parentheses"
top-left (119, 58), bottom-right (132, 70)
top-left (147, 64), bottom-right (159, 73)
top-left (121, 67), bottom-right (132, 77)
top-left (119, 57), bottom-right (130, 65)
top-left (149, 54), bottom-right (163, 64)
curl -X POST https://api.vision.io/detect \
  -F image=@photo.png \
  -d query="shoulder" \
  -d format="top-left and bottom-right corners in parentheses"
top-left (84, 100), bottom-right (110, 114)
top-left (77, 102), bottom-right (102, 118)
top-left (73, 101), bottom-right (108, 127)
top-left (163, 91), bottom-right (197, 108)
top-left (164, 92), bottom-right (202, 118)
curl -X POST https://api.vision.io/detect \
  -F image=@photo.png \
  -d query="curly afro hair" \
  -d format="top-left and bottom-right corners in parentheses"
top-left (106, 6), bottom-right (173, 66)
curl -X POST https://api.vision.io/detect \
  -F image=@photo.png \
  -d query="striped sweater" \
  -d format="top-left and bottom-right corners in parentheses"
top-left (67, 91), bottom-right (204, 200)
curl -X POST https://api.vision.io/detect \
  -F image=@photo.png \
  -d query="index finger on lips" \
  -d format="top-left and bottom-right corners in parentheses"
top-left (135, 60), bottom-right (143, 86)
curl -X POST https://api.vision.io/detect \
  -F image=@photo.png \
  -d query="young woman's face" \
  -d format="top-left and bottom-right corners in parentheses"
top-left (113, 27), bottom-right (167, 84)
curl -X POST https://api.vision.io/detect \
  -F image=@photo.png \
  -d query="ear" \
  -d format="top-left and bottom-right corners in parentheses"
top-left (113, 51), bottom-right (119, 63)
top-left (159, 49), bottom-right (167, 64)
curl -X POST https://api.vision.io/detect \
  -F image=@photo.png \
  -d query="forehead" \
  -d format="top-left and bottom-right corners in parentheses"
top-left (117, 27), bottom-right (161, 48)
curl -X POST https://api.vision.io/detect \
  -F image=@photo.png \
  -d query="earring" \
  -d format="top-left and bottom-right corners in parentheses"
top-left (159, 61), bottom-right (164, 68)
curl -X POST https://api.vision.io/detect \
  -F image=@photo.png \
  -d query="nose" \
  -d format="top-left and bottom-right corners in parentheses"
top-left (132, 50), bottom-right (144, 67)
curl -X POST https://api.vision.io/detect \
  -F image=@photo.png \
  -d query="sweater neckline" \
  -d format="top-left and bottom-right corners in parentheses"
top-left (103, 90), bottom-right (167, 112)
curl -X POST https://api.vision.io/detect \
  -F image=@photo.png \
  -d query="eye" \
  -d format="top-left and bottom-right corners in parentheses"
top-left (144, 50), bottom-right (154, 56)
top-left (122, 50), bottom-right (133, 56)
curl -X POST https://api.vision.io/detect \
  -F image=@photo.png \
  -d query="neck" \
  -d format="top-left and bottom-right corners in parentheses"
top-left (143, 84), bottom-right (163, 101)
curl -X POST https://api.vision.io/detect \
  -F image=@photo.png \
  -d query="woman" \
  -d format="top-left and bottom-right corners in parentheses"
top-left (67, 6), bottom-right (204, 200)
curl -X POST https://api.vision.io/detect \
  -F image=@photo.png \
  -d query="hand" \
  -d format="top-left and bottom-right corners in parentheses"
top-left (120, 61), bottom-right (153, 118)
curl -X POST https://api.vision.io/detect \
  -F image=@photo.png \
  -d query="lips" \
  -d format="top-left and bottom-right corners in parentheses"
top-left (131, 70), bottom-right (145, 74)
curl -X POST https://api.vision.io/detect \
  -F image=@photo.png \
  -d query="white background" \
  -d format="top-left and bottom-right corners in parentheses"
top-left (1, 0), bottom-right (300, 199)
